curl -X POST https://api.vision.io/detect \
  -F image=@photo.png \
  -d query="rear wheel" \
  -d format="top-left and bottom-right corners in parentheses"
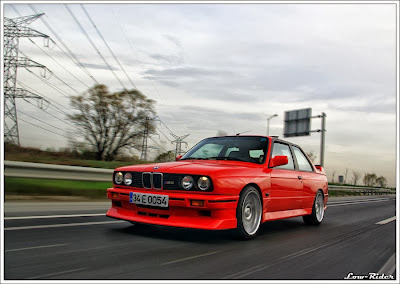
top-left (236, 186), bottom-right (262, 239)
top-left (303, 190), bottom-right (324, 225)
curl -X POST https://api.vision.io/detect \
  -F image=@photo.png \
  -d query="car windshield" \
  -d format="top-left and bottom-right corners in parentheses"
top-left (181, 136), bottom-right (269, 164)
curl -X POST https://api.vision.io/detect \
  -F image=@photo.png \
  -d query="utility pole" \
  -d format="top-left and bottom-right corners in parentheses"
top-left (140, 117), bottom-right (159, 161)
top-left (4, 13), bottom-right (51, 145)
top-left (140, 117), bottom-right (150, 161)
top-left (319, 112), bottom-right (327, 167)
top-left (171, 133), bottom-right (190, 157)
top-left (266, 114), bottom-right (278, 136)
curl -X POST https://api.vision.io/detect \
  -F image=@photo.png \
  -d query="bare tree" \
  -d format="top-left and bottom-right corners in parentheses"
top-left (363, 173), bottom-right (377, 187)
top-left (331, 170), bottom-right (336, 183)
top-left (344, 168), bottom-right (349, 184)
top-left (216, 130), bottom-right (228, 136)
top-left (375, 176), bottom-right (387, 188)
top-left (351, 170), bottom-right (361, 186)
top-left (68, 84), bottom-right (156, 161)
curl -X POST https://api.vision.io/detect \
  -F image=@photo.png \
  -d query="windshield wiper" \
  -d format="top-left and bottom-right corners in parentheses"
top-left (205, 156), bottom-right (245, 162)
top-left (181, 157), bottom-right (246, 162)
top-left (180, 157), bottom-right (209, 160)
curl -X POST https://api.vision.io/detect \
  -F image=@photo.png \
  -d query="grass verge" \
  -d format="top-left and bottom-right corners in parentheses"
top-left (4, 177), bottom-right (111, 199)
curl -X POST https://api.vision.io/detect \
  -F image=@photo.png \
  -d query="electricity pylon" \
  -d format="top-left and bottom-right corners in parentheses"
top-left (171, 133), bottom-right (190, 157)
top-left (4, 13), bottom-right (51, 145)
top-left (140, 117), bottom-right (159, 161)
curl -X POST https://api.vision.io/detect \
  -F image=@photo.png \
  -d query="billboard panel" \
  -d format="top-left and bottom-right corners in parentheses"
top-left (284, 108), bottom-right (312, 137)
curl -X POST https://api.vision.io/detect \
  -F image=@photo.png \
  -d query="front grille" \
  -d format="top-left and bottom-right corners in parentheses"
top-left (142, 172), bottom-right (152, 188)
top-left (163, 173), bottom-right (181, 190)
top-left (131, 172), bottom-right (143, 188)
top-left (153, 173), bottom-right (163, 189)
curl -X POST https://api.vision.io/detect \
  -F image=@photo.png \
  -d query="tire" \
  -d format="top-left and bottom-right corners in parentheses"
top-left (236, 186), bottom-right (262, 239)
top-left (303, 190), bottom-right (324, 225)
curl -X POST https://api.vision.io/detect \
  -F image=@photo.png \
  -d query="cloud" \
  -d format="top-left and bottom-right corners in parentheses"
top-left (163, 34), bottom-right (183, 49)
top-left (148, 54), bottom-right (182, 65)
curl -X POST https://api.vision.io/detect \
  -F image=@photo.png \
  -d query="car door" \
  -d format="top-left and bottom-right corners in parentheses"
top-left (291, 145), bottom-right (316, 209)
top-left (268, 142), bottom-right (303, 212)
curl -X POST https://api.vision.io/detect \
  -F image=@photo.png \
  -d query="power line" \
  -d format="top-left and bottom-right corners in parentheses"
top-left (29, 4), bottom-right (99, 85)
top-left (17, 109), bottom-right (73, 135)
top-left (156, 124), bottom-right (173, 143)
top-left (19, 50), bottom-right (82, 96)
top-left (149, 137), bottom-right (169, 153)
top-left (64, 4), bottom-right (126, 89)
top-left (21, 98), bottom-right (76, 128)
top-left (17, 80), bottom-right (72, 116)
top-left (28, 38), bottom-right (90, 89)
top-left (81, 4), bottom-right (137, 89)
top-left (25, 68), bottom-right (70, 99)
top-left (18, 117), bottom-right (71, 139)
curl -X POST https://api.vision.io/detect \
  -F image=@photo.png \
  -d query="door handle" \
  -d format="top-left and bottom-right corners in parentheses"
top-left (298, 176), bottom-right (302, 180)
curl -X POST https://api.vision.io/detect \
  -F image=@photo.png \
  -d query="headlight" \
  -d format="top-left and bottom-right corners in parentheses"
top-left (181, 176), bottom-right (194, 190)
top-left (197, 176), bottom-right (210, 191)
top-left (124, 173), bottom-right (133, 185)
top-left (115, 172), bottom-right (123, 184)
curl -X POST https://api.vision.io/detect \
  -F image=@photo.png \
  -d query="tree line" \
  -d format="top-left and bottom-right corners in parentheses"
top-left (330, 169), bottom-right (388, 188)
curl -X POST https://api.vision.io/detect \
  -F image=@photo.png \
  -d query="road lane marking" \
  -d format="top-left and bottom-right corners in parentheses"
top-left (375, 216), bottom-right (396, 225)
top-left (224, 223), bottom-right (380, 279)
top-left (5, 243), bottom-right (68, 252)
top-left (4, 220), bottom-right (125, 231)
top-left (378, 253), bottom-right (396, 275)
top-left (5, 213), bottom-right (105, 220)
top-left (161, 251), bottom-right (221, 265)
top-left (328, 197), bottom-right (390, 204)
top-left (26, 268), bottom-right (87, 279)
top-left (328, 199), bottom-right (390, 207)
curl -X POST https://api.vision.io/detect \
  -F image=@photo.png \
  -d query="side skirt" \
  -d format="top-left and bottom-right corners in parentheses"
top-left (262, 208), bottom-right (313, 222)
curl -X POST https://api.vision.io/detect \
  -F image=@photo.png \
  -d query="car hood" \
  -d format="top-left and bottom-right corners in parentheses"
top-left (116, 160), bottom-right (259, 176)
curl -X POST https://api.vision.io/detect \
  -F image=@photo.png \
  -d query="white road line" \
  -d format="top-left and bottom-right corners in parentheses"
top-left (5, 213), bottom-right (105, 220)
top-left (5, 243), bottom-right (68, 252)
top-left (378, 253), bottom-right (396, 275)
top-left (328, 197), bottom-right (390, 204)
top-left (376, 216), bottom-right (396, 225)
top-left (162, 251), bottom-right (221, 266)
top-left (26, 268), bottom-right (87, 280)
top-left (4, 220), bottom-right (125, 231)
top-left (328, 199), bottom-right (389, 207)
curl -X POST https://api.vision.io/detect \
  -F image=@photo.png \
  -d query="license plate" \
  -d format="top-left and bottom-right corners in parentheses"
top-left (129, 192), bottom-right (169, 208)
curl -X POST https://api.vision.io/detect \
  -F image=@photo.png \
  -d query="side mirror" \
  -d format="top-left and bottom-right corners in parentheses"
top-left (176, 155), bottom-right (183, 161)
top-left (315, 165), bottom-right (325, 174)
top-left (269, 155), bottom-right (288, 168)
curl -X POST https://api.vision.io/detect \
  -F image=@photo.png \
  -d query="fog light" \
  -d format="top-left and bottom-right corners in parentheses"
top-left (111, 192), bottom-right (119, 199)
top-left (190, 200), bottom-right (204, 207)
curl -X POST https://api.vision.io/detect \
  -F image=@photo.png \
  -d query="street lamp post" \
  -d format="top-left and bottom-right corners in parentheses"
top-left (267, 114), bottom-right (278, 136)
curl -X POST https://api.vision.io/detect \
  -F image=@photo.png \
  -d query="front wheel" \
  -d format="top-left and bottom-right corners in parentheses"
top-left (303, 190), bottom-right (325, 225)
top-left (236, 186), bottom-right (262, 239)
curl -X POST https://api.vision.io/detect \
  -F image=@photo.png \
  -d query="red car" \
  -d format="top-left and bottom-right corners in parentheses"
top-left (106, 135), bottom-right (328, 239)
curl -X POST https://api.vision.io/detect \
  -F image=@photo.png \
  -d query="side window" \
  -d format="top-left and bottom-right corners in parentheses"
top-left (271, 143), bottom-right (295, 170)
top-left (293, 146), bottom-right (314, 172)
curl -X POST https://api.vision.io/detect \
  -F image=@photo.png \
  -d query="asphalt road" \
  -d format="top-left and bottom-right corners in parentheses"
top-left (3, 195), bottom-right (397, 280)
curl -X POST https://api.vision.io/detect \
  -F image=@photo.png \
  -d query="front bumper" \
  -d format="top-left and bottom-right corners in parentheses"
top-left (106, 188), bottom-right (239, 230)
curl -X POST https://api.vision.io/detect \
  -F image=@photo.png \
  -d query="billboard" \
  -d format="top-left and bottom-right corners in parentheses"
top-left (283, 108), bottom-right (312, 138)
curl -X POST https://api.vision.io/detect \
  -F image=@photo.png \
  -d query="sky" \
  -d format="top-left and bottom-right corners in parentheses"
top-left (2, 1), bottom-right (398, 187)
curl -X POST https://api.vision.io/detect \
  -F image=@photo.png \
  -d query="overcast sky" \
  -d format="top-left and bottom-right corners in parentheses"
top-left (2, 1), bottom-right (398, 187)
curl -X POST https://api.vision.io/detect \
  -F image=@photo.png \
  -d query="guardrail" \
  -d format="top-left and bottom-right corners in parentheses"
top-left (329, 185), bottom-right (395, 195)
top-left (4, 160), bottom-right (113, 182)
top-left (3, 161), bottom-right (397, 195)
